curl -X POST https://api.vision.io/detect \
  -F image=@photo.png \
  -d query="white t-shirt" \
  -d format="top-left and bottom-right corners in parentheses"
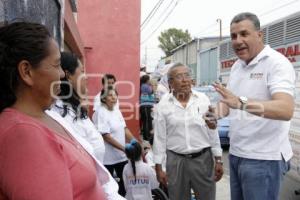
top-left (93, 92), bottom-right (101, 111)
top-left (93, 105), bottom-right (127, 165)
top-left (123, 160), bottom-right (159, 200)
top-left (227, 45), bottom-right (295, 161)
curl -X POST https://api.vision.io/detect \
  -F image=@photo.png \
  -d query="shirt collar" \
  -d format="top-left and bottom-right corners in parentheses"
top-left (53, 99), bottom-right (77, 117)
top-left (238, 45), bottom-right (271, 68)
top-left (167, 90), bottom-right (199, 108)
top-left (167, 90), bottom-right (199, 101)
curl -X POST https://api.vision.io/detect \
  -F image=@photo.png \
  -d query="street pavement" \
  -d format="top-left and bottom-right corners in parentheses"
top-left (216, 174), bottom-right (230, 200)
top-left (145, 141), bottom-right (232, 199)
top-left (216, 148), bottom-right (230, 200)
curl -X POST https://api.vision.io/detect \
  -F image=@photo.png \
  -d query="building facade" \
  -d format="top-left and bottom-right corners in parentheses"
top-left (168, 37), bottom-right (221, 86)
top-left (0, 0), bottom-right (62, 45)
top-left (77, 0), bottom-right (141, 135)
top-left (0, 0), bottom-right (141, 137)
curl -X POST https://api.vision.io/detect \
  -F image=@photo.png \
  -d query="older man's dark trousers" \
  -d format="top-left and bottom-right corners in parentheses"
top-left (166, 149), bottom-right (216, 200)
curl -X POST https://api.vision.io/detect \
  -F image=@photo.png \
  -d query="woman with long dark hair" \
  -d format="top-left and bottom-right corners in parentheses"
top-left (50, 52), bottom-right (106, 161)
top-left (0, 22), bottom-right (106, 200)
top-left (46, 52), bottom-right (124, 200)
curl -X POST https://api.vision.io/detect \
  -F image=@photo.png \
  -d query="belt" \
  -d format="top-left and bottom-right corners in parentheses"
top-left (170, 147), bottom-right (211, 159)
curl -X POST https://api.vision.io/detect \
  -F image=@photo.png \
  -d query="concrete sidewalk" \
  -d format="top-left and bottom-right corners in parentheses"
top-left (216, 174), bottom-right (230, 200)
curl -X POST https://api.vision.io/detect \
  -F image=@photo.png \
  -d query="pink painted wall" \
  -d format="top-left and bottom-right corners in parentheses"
top-left (77, 0), bottom-right (141, 136)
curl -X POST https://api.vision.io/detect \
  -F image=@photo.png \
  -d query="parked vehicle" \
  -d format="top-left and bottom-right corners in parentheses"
top-left (193, 85), bottom-right (230, 148)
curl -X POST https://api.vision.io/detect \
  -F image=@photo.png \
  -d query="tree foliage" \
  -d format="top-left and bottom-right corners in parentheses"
top-left (158, 28), bottom-right (192, 56)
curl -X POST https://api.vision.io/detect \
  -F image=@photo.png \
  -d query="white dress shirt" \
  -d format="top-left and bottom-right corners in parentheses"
top-left (46, 102), bottom-right (125, 200)
top-left (123, 160), bottom-right (159, 200)
top-left (227, 45), bottom-right (295, 161)
top-left (153, 91), bottom-right (222, 164)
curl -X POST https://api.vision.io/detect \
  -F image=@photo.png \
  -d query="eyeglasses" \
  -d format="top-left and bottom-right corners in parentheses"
top-left (171, 73), bottom-right (192, 81)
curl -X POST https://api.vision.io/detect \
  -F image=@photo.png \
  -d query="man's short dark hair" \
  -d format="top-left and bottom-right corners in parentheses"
top-left (101, 74), bottom-right (116, 85)
top-left (231, 12), bottom-right (260, 31)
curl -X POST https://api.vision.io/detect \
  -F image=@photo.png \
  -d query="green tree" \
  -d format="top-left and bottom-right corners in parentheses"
top-left (158, 28), bottom-right (192, 56)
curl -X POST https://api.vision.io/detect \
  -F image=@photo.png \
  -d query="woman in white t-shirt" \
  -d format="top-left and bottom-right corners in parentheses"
top-left (93, 86), bottom-right (135, 197)
top-left (123, 139), bottom-right (159, 200)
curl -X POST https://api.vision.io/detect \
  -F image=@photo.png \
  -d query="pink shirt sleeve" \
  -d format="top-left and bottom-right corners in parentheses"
top-left (0, 123), bottom-right (73, 200)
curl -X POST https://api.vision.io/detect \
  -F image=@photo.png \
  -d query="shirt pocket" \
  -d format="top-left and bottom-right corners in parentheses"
top-left (191, 110), bottom-right (206, 127)
top-left (247, 72), bottom-right (269, 99)
top-left (191, 102), bottom-right (208, 126)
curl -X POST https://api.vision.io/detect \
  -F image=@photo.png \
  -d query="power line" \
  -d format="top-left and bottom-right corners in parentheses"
top-left (196, 0), bottom-right (300, 37)
top-left (144, 0), bottom-right (300, 66)
top-left (194, 22), bottom-right (219, 36)
top-left (141, 0), bottom-right (176, 32)
top-left (141, 0), bottom-right (179, 44)
top-left (259, 0), bottom-right (300, 17)
top-left (141, 0), bottom-right (164, 29)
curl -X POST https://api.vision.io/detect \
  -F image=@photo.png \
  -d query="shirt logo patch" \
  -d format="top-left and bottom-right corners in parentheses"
top-left (250, 73), bottom-right (263, 80)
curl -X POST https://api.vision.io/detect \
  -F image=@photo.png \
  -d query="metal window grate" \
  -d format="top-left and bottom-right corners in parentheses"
top-left (228, 41), bottom-right (235, 58)
top-left (262, 28), bottom-right (267, 44)
top-left (218, 12), bottom-right (300, 65)
top-left (268, 22), bottom-right (284, 47)
top-left (286, 15), bottom-right (300, 44)
top-left (220, 43), bottom-right (228, 60)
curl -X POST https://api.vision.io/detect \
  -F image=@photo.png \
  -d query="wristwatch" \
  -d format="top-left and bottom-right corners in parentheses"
top-left (239, 96), bottom-right (248, 110)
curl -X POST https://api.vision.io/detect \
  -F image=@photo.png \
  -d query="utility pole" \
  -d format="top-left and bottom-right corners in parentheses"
top-left (185, 44), bottom-right (188, 65)
top-left (216, 18), bottom-right (222, 41)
